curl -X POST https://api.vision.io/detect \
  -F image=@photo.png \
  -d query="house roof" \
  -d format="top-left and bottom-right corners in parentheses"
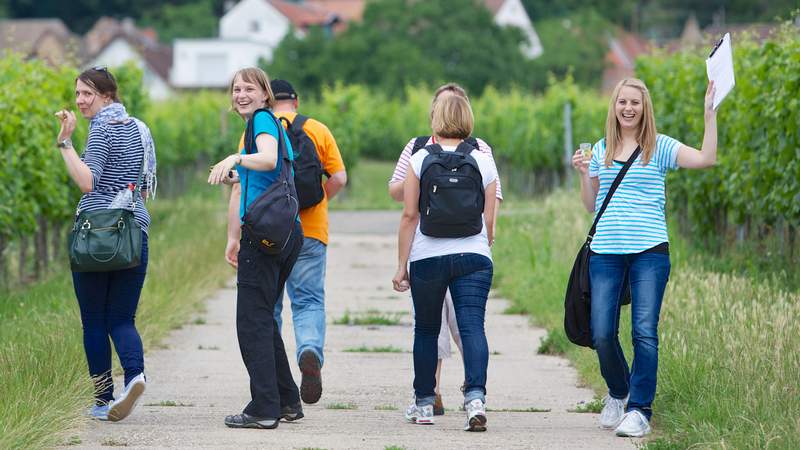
top-left (0, 18), bottom-right (72, 54)
top-left (305, 0), bottom-right (366, 22)
top-left (84, 17), bottom-right (172, 81)
top-left (268, 0), bottom-right (336, 28)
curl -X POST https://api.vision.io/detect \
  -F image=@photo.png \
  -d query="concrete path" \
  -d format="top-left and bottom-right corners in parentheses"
top-left (65, 211), bottom-right (636, 450)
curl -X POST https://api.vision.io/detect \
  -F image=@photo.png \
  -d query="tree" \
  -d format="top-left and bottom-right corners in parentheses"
top-left (266, 0), bottom-right (532, 97)
top-left (140, 0), bottom-right (218, 44)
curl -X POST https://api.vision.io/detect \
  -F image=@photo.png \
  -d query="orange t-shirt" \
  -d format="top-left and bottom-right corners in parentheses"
top-left (275, 111), bottom-right (345, 245)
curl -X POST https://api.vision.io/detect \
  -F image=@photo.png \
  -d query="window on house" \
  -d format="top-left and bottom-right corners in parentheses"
top-left (251, 21), bottom-right (260, 32)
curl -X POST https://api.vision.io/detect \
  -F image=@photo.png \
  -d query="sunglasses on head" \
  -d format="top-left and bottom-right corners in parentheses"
top-left (93, 66), bottom-right (112, 78)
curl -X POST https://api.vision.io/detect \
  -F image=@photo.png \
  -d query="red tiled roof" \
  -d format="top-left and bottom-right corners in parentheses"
top-left (268, 0), bottom-right (335, 28)
top-left (306, 0), bottom-right (366, 22)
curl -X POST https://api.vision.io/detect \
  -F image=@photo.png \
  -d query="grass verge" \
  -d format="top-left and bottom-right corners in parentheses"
top-left (493, 189), bottom-right (800, 448)
top-left (329, 160), bottom-right (401, 211)
top-left (0, 182), bottom-right (231, 449)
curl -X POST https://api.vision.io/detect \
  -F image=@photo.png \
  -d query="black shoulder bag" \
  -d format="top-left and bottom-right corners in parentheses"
top-left (564, 146), bottom-right (641, 348)
top-left (241, 109), bottom-right (300, 255)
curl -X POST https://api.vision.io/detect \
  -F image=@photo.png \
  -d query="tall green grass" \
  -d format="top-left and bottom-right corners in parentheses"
top-left (493, 189), bottom-right (800, 449)
top-left (0, 181), bottom-right (231, 449)
top-left (329, 160), bottom-right (401, 211)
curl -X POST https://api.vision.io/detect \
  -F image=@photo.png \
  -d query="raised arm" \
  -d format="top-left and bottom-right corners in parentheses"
top-left (676, 81), bottom-right (718, 169)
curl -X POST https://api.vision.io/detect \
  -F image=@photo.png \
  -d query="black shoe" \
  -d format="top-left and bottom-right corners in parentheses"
top-left (298, 350), bottom-right (322, 404)
top-left (280, 403), bottom-right (304, 422)
top-left (224, 413), bottom-right (279, 429)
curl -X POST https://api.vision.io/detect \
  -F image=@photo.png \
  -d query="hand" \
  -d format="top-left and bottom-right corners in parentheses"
top-left (704, 80), bottom-right (717, 118)
top-left (222, 169), bottom-right (240, 185)
top-left (209, 154), bottom-right (239, 185)
top-left (571, 149), bottom-right (589, 176)
top-left (56, 110), bottom-right (77, 143)
top-left (225, 239), bottom-right (239, 268)
top-left (392, 266), bottom-right (410, 292)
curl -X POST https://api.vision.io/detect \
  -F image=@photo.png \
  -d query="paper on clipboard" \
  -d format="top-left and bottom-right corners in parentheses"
top-left (706, 32), bottom-right (734, 110)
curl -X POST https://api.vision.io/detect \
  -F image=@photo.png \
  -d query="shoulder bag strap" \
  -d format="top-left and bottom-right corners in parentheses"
top-left (587, 146), bottom-right (641, 240)
top-left (242, 109), bottom-right (291, 212)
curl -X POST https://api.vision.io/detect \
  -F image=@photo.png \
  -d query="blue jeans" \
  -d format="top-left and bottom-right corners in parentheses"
top-left (589, 251), bottom-right (671, 420)
top-left (275, 237), bottom-right (327, 366)
top-left (409, 253), bottom-right (493, 407)
top-left (72, 232), bottom-right (148, 404)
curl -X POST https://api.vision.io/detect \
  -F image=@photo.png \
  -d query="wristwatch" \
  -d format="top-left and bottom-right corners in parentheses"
top-left (57, 138), bottom-right (73, 149)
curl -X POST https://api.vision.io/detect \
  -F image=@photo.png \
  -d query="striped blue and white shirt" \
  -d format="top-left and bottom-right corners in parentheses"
top-left (78, 120), bottom-right (151, 233)
top-left (588, 134), bottom-right (682, 254)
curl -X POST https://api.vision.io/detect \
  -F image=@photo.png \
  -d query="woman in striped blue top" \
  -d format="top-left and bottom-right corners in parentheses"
top-left (571, 78), bottom-right (718, 437)
top-left (56, 67), bottom-right (156, 423)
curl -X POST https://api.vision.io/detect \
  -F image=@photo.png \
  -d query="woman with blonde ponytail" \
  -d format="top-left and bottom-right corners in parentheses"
top-left (571, 77), bottom-right (718, 437)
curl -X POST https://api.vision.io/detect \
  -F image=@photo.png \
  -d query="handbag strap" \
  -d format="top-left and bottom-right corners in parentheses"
top-left (242, 109), bottom-right (291, 213)
top-left (587, 145), bottom-right (642, 240)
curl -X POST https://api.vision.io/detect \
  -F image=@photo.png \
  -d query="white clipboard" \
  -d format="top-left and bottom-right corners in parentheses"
top-left (706, 33), bottom-right (735, 110)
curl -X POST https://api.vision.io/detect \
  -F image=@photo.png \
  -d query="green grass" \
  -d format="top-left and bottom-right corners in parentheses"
top-left (344, 345), bottom-right (406, 353)
top-left (568, 397), bottom-right (604, 413)
top-left (333, 309), bottom-right (406, 326)
top-left (374, 404), bottom-right (399, 411)
top-left (329, 159), bottom-right (401, 210)
top-left (0, 181), bottom-right (231, 449)
top-left (486, 407), bottom-right (551, 413)
top-left (143, 400), bottom-right (194, 407)
top-left (325, 402), bottom-right (358, 410)
top-left (493, 189), bottom-right (800, 448)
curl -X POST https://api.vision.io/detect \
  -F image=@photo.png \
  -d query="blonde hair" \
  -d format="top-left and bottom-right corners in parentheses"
top-left (431, 94), bottom-right (473, 140)
top-left (604, 78), bottom-right (657, 167)
top-left (430, 82), bottom-right (469, 119)
top-left (229, 67), bottom-right (275, 111)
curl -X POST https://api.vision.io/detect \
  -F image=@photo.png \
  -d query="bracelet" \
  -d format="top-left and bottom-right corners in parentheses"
top-left (235, 154), bottom-right (242, 165)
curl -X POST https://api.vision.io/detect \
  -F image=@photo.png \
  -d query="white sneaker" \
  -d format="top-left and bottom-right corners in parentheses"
top-left (108, 373), bottom-right (146, 422)
top-left (463, 399), bottom-right (487, 432)
top-left (615, 410), bottom-right (651, 437)
top-left (404, 402), bottom-right (434, 425)
top-left (599, 394), bottom-right (628, 429)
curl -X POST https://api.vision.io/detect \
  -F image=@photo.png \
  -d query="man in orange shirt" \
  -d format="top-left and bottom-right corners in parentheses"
top-left (271, 80), bottom-right (347, 405)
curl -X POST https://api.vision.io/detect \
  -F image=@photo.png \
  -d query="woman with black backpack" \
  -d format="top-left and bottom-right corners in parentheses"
top-left (571, 78), bottom-right (717, 437)
top-left (208, 67), bottom-right (304, 429)
top-left (392, 94), bottom-right (498, 432)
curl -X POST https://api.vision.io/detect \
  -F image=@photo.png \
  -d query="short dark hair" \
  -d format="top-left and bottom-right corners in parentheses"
top-left (76, 66), bottom-right (121, 102)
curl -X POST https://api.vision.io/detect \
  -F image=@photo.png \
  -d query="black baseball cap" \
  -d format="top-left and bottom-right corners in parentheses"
top-left (271, 79), bottom-right (298, 100)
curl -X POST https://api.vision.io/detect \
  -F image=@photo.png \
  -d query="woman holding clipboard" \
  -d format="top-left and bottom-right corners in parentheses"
top-left (571, 77), bottom-right (718, 437)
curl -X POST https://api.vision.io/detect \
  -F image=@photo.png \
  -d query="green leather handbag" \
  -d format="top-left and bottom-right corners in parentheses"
top-left (68, 208), bottom-right (142, 272)
top-left (68, 151), bottom-right (144, 272)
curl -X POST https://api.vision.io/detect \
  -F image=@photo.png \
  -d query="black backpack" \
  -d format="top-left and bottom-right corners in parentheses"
top-left (418, 142), bottom-right (485, 238)
top-left (411, 135), bottom-right (481, 155)
top-left (279, 114), bottom-right (326, 210)
top-left (241, 109), bottom-right (300, 255)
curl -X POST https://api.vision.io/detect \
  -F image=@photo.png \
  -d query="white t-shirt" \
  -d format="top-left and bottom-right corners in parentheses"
top-left (408, 145), bottom-right (498, 263)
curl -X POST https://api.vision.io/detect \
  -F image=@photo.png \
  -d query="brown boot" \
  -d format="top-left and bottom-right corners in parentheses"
top-left (433, 394), bottom-right (445, 416)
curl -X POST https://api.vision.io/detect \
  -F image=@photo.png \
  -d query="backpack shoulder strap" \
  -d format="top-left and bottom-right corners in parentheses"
top-left (454, 140), bottom-right (476, 156)
top-left (463, 136), bottom-right (480, 149)
top-left (411, 136), bottom-right (431, 155)
top-left (424, 143), bottom-right (443, 155)
top-left (291, 114), bottom-right (309, 133)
